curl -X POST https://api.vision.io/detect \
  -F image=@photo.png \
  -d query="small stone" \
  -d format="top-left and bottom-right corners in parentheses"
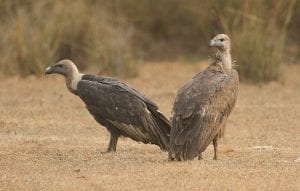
top-left (252, 145), bottom-right (273, 151)
top-left (294, 157), bottom-right (300, 162)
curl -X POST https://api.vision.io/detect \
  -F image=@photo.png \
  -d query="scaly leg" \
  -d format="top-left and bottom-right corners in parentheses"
top-left (103, 133), bottom-right (119, 153)
top-left (213, 135), bottom-right (218, 160)
top-left (198, 152), bottom-right (203, 160)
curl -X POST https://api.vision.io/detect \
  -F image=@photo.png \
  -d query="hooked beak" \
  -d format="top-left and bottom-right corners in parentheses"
top-left (209, 39), bottom-right (216, 47)
top-left (44, 65), bottom-right (55, 75)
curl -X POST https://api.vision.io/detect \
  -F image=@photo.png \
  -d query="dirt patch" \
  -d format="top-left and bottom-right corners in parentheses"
top-left (0, 61), bottom-right (299, 190)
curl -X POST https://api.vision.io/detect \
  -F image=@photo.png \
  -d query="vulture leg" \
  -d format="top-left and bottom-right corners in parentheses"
top-left (213, 135), bottom-right (218, 160)
top-left (105, 133), bottom-right (120, 152)
top-left (218, 121), bottom-right (226, 139)
top-left (198, 152), bottom-right (203, 160)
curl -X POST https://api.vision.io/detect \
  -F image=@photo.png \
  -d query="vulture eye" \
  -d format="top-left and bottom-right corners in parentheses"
top-left (56, 64), bottom-right (63, 68)
top-left (220, 38), bottom-right (225, 42)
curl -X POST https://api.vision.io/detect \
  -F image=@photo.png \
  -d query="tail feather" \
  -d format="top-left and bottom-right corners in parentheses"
top-left (151, 110), bottom-right (171, 151)
top-left (170, 113), bottom-right (203, 160)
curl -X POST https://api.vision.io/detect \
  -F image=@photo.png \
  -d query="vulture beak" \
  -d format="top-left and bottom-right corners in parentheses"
top-left (209, 39), bottom-right (215, 47)
top-left (44, 65), bottom-right (55, 75)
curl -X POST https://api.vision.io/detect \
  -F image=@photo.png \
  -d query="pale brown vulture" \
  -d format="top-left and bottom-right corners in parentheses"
top-left (169, 34), bottom-right (239, 161)
top-left (45, 60), bottom-right (170, 152)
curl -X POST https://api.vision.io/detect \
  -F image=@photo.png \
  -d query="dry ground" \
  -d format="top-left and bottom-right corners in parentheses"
top-left (0, 61), bottom-right (299, 191)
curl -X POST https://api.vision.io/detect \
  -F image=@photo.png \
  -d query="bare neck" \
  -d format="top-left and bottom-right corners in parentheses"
top-left (213, 49), bottom-right (232, 72)
top-left (65, 69), bottom-right (83, 95)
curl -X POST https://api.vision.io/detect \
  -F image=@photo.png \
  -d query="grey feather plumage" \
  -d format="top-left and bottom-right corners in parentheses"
top-left (169, 34), bottom-right (239, 160)
top-left (45, 60), bottom-right (170, 153)
top-left (77, 75), bottom-right (170, 151)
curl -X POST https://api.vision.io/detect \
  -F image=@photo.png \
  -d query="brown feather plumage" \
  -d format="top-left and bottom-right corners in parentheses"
top-left (169, 34), bottom-right (239, 161)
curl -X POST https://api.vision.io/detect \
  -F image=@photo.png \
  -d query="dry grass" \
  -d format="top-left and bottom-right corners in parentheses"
top-left (219, 0), bottom-right (297, 82)
top-left (0, 0), bottom-right (137, 77)
top-left (0, 61), bottom-right (300, 190)
top-left (0, 0), bottom-right (298, 81)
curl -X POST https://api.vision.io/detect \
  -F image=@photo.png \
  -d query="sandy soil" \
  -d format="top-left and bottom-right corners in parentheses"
top-left (0, 61), bottom-right (299, 191)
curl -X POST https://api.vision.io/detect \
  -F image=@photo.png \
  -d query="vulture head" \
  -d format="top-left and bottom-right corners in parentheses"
top-left (209, 34), bottom-right (231, 52)
top-left (45, 59), bottom-right (83, 94)
top-left (209, 34), bottom-right (232, 71)
top-left (45, 59), bottom-right (79, 77)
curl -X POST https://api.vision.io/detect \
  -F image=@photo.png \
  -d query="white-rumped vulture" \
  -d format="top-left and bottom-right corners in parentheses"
top-left (45, 60), bottom-right (170, 152)
top-left (169, 34), bottom-right (239, 161)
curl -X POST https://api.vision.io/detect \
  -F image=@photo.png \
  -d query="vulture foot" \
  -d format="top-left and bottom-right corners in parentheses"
top-left (213, 135), bottom-right (218, 160)
top-left (198, 153), bottom-right (203, 160)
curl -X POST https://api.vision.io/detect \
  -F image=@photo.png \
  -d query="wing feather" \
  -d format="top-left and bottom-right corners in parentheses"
top-left (77, 75), bottom-right (170, 150)
top-left (170, 67), bottom-right (239, 160)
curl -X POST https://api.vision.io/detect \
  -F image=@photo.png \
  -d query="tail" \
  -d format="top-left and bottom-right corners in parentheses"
top-left (151, 110), bottom-right (171, 151)
top-left (169, 113), bottom-right (203, 161)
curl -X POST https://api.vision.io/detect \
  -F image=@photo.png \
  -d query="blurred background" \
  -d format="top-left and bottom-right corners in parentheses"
top-left (0, 0), bottom-right (298, 83)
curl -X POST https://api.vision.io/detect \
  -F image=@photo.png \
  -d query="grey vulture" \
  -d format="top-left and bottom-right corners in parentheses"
top-left (169, 34), bottom-right (239, 161)
top-left (45, 60), bottom-right (170, 152)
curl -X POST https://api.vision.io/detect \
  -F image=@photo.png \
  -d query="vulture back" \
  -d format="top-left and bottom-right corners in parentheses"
top-left (77, 75), bottom-right (171, 151)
